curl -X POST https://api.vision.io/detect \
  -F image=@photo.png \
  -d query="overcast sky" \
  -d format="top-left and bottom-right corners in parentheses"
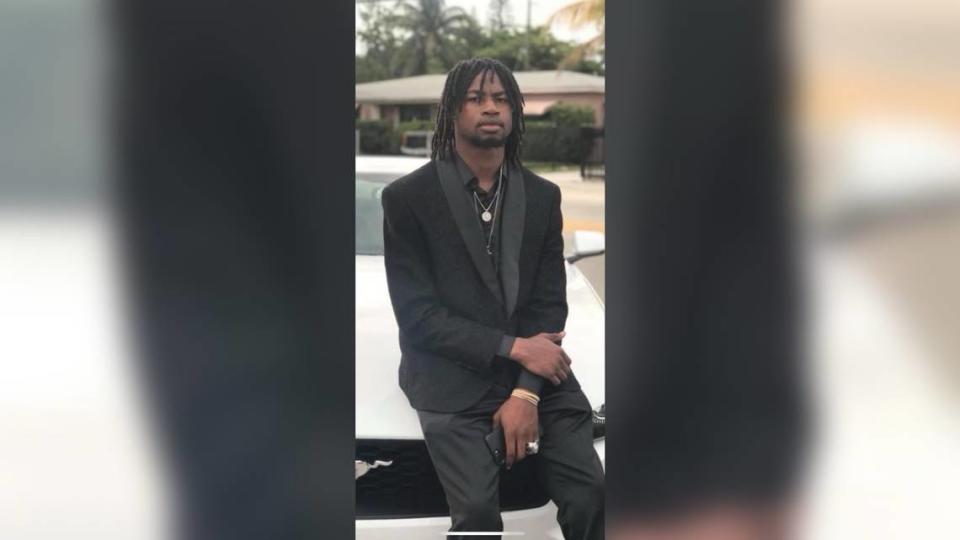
top-left (356, 0), bottom-right (600, 48)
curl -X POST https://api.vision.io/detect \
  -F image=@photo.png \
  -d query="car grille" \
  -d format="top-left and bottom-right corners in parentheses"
top-left (356, 439), bottom-right (551, 519)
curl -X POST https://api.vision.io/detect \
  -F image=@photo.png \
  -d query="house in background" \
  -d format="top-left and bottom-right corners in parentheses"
top-left (356, 70), bottom-right (605, 127)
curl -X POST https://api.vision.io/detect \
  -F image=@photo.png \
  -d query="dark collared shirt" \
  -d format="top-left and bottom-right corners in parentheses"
top-left (450, 152), bottom-right (518, 371)
top-left (453, 152), bottom-right (505, 269)
top-left (449, 153), bottom-right (545, 396)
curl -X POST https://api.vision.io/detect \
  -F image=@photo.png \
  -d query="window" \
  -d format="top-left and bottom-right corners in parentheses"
top-left (398, 104), bottom-right (432, 123)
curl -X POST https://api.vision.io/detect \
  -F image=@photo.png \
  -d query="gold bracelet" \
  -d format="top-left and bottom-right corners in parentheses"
top-left (513, 388), bottom-right (539, 402)
top-left (511, 389), bottom-right (540, 406)
top-left (512, 394), bottom-right (539, 406)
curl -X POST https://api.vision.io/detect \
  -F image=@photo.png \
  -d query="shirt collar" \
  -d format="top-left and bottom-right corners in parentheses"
top-left (451, 150), bottom-right (507, 187)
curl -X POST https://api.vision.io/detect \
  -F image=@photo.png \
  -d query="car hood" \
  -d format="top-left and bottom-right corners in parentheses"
top-left (356, 256), bottom-right (605, 439)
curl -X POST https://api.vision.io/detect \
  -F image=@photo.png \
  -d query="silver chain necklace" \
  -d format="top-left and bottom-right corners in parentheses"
top-left (472, 166), bottom-right (504, 255)
top-left (473, 166), bottom-right (503, 223)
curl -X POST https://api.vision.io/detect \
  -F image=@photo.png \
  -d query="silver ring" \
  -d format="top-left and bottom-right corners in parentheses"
top-left (525, 440), bottom-right (540, 455)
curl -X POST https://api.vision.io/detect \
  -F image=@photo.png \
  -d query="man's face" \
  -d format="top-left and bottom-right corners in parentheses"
top-left (454, 70), bottom-right (513, 149)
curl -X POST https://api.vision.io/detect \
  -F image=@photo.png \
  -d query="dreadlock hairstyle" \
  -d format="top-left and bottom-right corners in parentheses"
top-left (430, 58), bottom-right (526, 168)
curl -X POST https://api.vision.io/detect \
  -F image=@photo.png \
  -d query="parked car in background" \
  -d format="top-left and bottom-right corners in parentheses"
top-left (399, 130), bottom-right (433, 156)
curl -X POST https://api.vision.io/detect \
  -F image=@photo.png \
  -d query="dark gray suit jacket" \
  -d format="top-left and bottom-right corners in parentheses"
top-left (381, 158), bottom-right (579, 413)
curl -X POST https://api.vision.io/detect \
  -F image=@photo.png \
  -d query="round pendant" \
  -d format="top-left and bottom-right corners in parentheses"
top-left (482, 211), bottom-right (492, 222)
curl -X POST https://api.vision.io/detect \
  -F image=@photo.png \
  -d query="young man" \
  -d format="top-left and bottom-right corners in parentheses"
top-left (381, 58), bottom-right (604, 539)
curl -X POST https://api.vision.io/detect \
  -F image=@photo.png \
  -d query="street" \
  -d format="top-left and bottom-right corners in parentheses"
top-left (534, 168), bottom-right (606, 301)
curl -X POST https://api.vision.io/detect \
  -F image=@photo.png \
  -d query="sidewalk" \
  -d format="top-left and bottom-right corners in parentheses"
top-left (532, 169), bottom-right (606, 234)
top-left (530, 168), bottom-right (606, 301)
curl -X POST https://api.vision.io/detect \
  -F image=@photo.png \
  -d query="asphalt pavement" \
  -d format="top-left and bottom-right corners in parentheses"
top-left (534, 169), bottom-right (606, 302)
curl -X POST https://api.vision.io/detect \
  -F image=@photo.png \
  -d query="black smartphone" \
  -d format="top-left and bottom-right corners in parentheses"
top-left (484, 424), bottom-right (506, 467)
top-left (484, 424), bottom-right (544, 467)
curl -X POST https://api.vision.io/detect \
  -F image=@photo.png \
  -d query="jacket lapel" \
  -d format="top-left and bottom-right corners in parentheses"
top-left (499, 164), bottom-right (524, 318)
top-left (435, 159), bottom-right (504, 306)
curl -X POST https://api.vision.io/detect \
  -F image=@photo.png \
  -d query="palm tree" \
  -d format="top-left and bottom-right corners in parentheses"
top-left (390, 0), bottom-right (476, 76)
top-left (547, 0), bottom-right (605, 68)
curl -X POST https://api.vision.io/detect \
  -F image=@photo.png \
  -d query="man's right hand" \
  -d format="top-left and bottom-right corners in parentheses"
top-left (508, 332), bottom-right (572, 385)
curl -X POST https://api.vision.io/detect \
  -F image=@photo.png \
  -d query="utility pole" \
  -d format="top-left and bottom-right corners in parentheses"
top-left (522, 0), bottom-right (533, 70)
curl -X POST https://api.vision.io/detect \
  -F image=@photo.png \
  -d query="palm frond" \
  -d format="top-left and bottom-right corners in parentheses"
top-left (547, 0), bottom-right (604, 30)
top-left (558, 33), bottom-right (604, 69)
top-left (442, 12), bottom-right (473, 27)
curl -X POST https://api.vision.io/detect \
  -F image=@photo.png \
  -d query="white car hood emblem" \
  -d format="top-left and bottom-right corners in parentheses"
top-left (355, 459), bottom-right (394, 480)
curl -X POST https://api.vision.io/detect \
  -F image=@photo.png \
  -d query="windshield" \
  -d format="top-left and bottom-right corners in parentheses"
top-left (355, 173), bottom-right (398, 255)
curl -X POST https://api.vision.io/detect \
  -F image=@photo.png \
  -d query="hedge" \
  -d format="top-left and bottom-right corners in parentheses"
top-left (522, 122), bottom-right (587, 164)
top-left (521, 103), bottom-right (596, 163)
top-left (357, 119), bottom-right (400, 155)
top-left (546, 102), bottom-right (595, 127)
top-left (359, 114), bottom-right (593, 163)
top-left (395, 120), bottom-right (434, 133)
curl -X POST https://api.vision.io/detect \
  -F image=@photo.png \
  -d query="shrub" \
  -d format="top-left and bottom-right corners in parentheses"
top-left (521, 121), bottom-right (587, 164)
top-left (395, 120), bottom-right (434, 134)
top-left (546, 102), bottom-right (595, 127)
top-left (357, 119), bottom-right (400, 154)
top-left (521, 122), bottom-right (557, 162)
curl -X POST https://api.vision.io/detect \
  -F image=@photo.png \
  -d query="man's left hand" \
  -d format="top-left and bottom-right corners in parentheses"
top-left (493, 396), bottom-right (538, 468)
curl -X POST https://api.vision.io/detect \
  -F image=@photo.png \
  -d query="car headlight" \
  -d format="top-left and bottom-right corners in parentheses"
top-left (592, 403), bottom-right (605, 439)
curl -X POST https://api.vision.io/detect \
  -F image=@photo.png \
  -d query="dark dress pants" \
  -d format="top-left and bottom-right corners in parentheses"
top-left (417, 382), bottom-right (605, 540)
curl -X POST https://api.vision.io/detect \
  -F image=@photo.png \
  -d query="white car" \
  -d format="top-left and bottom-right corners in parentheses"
top-left (355, 155), bottom-right (606, 540)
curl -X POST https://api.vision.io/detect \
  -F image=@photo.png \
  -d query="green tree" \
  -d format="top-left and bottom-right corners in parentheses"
top-left (357, 3), bottom-right (401, 82)
top-left (547, 103), bottom-right (595, 126)
top-left (567, 57), bottom-right (604, 76)
top-left (548, 0), bottom-right (605, 69)
top-left (355, 2), bottom-right (604, 82)
top-left (390, 0), bottom-right (476, 76)
top-left (356, 55), bottom-right (392, 84)
top-left (474, 26), bottom-right (601, 74)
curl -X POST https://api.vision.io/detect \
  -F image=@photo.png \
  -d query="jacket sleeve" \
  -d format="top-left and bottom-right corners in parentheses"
top-left (381, 183), bottom-right (505, 372)
top-left (515, 185), bottom-right (569, 395)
